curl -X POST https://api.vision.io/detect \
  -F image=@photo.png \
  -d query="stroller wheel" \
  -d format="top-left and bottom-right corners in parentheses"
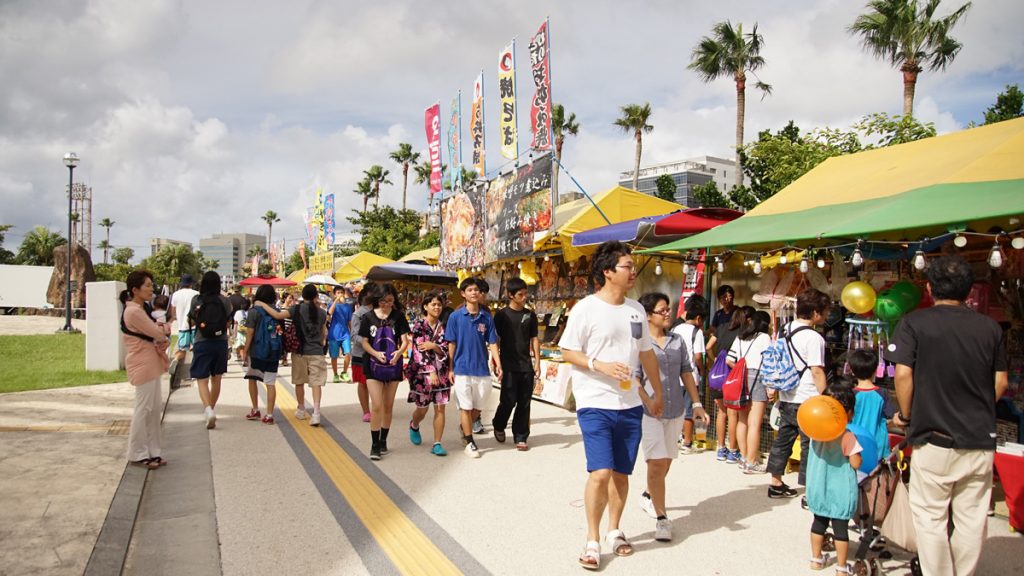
top-left (910, 556), bottom-right (923, 576)
top-left (822, 533), bottom-right (836, 552)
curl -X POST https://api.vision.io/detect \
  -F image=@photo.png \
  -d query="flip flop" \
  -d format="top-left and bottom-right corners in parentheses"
top-left (131, 458), bottom-right (160, 470)
top-left (149, 456), bottom-right (168, 467)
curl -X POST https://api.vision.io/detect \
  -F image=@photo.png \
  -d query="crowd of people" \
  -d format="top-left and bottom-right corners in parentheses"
top-left (117, 244), bottom-right (1008, 576)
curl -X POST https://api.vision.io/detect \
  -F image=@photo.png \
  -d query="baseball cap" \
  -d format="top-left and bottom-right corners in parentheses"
top-left (180, 273), bottom-right (195, 285)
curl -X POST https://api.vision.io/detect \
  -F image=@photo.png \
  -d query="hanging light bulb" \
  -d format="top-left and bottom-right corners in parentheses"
top-left (716, 258), bottom-right (725, 273)
top-left (989, 241), bottom-right (1004, 268)
top-left (851, 244), bottom-right (864, 267)
top-left (779, 253), bottom-right (788, 265)
top-left (1012, 236), bottom-right (1024, 250)
top-left (753, 261), bottom-right (762, 275)
top-left (953, 233), bottom-right (968, 248)
top-left (816, 251), bottom-right (826, 269)
top-left (655, 258), bottom-right (663, 276)
top-left (913, 250), bottom-right (926, 270)
top-left (544, 253), bottom-right (550, 261)
top-left (799, 258), bottom-right (809, 273)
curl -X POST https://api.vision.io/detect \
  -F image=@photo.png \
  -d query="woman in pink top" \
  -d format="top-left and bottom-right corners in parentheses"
top-left (121, 270), bottom-right (170, 470)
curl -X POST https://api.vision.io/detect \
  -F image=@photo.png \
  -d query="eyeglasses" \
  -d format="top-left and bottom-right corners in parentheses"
top-left (615, 264), bottom-right (637, 273)
top-left (652, 309), bottom-right (671, 316)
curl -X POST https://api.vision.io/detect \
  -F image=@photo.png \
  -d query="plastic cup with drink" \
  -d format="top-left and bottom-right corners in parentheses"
top-left (694, 418), bottom-right (708, 447)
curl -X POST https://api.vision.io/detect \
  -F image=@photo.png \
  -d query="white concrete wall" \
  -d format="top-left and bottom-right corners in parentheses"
top-left (86, 281), bottom-right (126, 371)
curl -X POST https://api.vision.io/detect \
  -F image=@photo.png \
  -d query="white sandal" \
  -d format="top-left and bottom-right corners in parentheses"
top-left (835, 562), bottom-right (851, 575)
top-left (578, 541), bottom-right (600, 570)
top-left (809, 553), bottom-right (829, 570)
top-left (605, 529), bottom-right (634, 557)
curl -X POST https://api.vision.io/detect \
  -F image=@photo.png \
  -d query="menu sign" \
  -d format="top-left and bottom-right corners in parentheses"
top-left (439, 184), bottom-right (486, 269)
top-left (484, 153), bottom-right (553, 262)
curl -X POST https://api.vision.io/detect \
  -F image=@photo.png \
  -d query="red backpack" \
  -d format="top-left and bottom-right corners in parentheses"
top-left (723, 341), bottom-right (756, 410)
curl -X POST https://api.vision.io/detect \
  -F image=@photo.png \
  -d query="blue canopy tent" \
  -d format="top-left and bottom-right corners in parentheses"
top-left (365, 262), bottom-right (457, 284)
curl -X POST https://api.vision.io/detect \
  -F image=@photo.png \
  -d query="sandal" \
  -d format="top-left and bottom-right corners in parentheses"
top-left (605, 529), bottom-right (633, 557)
top-left (149, 456), bottom-right (168, 467)
top-left (810, 553), bottom-right (829, 570)
top-left (516, 442), bottom-right (529, 451)
top-left (131, 458), bottom-right (160, 470)
top-left (835, 562), bottom-right (851, 574)
top-left (578, 541), bottom-right (600, 570)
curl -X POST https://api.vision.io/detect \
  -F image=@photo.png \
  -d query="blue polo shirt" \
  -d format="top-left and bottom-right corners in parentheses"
top-left (445, 305), bottom-right (497, 377)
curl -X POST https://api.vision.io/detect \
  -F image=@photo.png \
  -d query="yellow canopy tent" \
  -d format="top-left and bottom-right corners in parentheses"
top-left (333, 252), bottom-right (394, 283)
top-left (286, 269), bottom-right (307, 283)
top-left (399, 247), bottom-right (440, 264)
top-left (534, 186), bottom-right (684, 261)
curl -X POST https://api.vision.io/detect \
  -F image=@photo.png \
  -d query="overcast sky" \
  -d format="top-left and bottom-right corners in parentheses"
top-left (2, 0), bottom-right (1021, 261)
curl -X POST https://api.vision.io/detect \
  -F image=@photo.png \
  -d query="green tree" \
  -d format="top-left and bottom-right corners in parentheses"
top-left (93, 262), bottom-right (133, 282)
top-left (389, 143), bottom-right (421, 211)
top-left (654, 174), bottom-right (677, 202)
top-left (689, 20), bottom-right (772, 190)
top-left (353, 177), bottom-right (373, 213)
top-left (983, 84), bottom-right (1024, 125)
top-left (849, 0), bottom-right (971, 117)
top-left (140, 244), bottom-right (203, 288)
top-left (346, 206), bottom-right (438, 261)
top-left (112, 247), bottom-right (134, 266)
top-left (363, 165), bottom-right (392, 209)
top-left (283, 248), bottom-right (306, 276)
top-left (691, 181), bottom-right (735, 210)
top-left (195, 250), bottom-right (218, 272)
top-left (0, 224), bottom-right (15, 264)
top-left (98, 217), bottom-right (115, 265)
top-left (414, 160), bottom-right (433, 189)
top-left (247, 245), bottom-right (267, 259)
top-left (96, 239), bottom-right (113, 264)
top-left (16, 225), bottom-right (66, 266)
top-left (261, 210), bottom-right (280, 252)
top-left (551, 103), bottom-right (580, 202)
top-left (613, 103), bottom-right (654, 191)
top-left (854, 112), bottom-right (936, 147)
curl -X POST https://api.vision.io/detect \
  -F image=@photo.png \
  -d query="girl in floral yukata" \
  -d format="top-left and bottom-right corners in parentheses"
top-left (406, 291), bottom-right (453, 456)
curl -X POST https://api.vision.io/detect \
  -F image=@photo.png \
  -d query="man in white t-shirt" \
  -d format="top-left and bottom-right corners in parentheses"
top-left (766, 288), bottom-right (829, 499)
top-left (559, 241), bottom-right (664, 570)
top-left (168, 273), bottom-right (199, 377)
top-left (671, 295), bottom-right (709, 453)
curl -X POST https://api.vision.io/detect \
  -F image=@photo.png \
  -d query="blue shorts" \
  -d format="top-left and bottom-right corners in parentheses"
top-left (577, 405), bottom-right (644, 475)
top-left (190, 339), bottom-right (229, 379)
top-left (328, 336), bottom-right (351, 359)
top-left (176, 329), bottom-right (195, 351)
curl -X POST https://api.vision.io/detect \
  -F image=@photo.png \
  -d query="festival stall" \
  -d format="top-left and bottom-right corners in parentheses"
top-left (333, 251), bottom-right (393, 284)
top-left (366, 262), bottom-right (461, 324)
top-left (398, 247), bottom-right (440, 265)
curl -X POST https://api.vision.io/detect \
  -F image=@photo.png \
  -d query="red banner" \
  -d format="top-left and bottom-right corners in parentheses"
top-left (529, 20), bottom-right (552, 151)
top-left (424, 103), bottom-right (442, 195)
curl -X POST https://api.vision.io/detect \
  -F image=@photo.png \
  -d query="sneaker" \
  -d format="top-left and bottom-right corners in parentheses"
top-left (493, 429), bottom-right (506, 443)
top-left (639, 491), bottom-right (657, 519)
top-left (678, 441), bottom-right (694, 454)
top-left (369, 443), bottom-right (381, 461)
top-left (410, 426), bottom-right (422, 445)
top-left (310, 412), bottom-right (321, 427)
top-left (768, 483), bottom-right (799, 499)
top-left (380, 441), bottom-right (389, 455)
top-left (432, 442), bottom-right (447, 456)
top-left (801, 496), bottom-right (809, 510)
top-left (464, 442), bottom-right (481, 458)
top-left (245, 409), bottom-right (261, 421)
top-left (744, 462), bottom-right (768, 475)
top-left (167, 358), bottom-right (179, 376)
top-left (362, 412), bottom-right (371, 423)
top-left (295, 408), bottom-right (307, 420)
top-left (716, 447), bottom-right (729, 461)
top-left (205, 407), bottom-right (216, 430)
top-left (654, 518), bottom-right (672, 542)
top-left (726, 450), bottom-right (741, 464)
top-left (261, 415), bottom-right (275, 425)
top-left (472, 418), bottom-right (485, 435)
top-left (333, 374), bottom-right (341, 383)
top-left (340, 372), bottom-right (351, 382)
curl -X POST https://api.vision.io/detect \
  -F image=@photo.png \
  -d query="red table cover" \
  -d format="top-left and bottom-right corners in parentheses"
top-left (994, 451), bottom-right (1024, 530)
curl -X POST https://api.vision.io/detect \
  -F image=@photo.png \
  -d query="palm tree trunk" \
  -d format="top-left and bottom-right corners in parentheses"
top-left (901, 64), bottom-right (919, 117)
top-left (553, 141), bottom-right (562, 204)
top-left (632, 131), bottom-right (642, 191)
top-left (374, 184), bottom-right (380, 209)
top-left (104, 228), bottom-right (110, 265)
top-left (363, 196), bottom-right (368, 212)
top-left (267, 224), bottom-right (272, 253)
top-left (735, 77), bottom-right (745, 191)
top-left (402, 164), bottom-right (409, 211)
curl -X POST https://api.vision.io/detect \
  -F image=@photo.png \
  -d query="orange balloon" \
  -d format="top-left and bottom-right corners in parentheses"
top-left (797, 395), bottom-right (847, 442)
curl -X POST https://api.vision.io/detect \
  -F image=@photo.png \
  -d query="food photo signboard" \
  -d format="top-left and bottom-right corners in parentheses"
top-left (439, 184), bottom-right (486, 269)
top-left (484, 152), bottom-right (553, 262)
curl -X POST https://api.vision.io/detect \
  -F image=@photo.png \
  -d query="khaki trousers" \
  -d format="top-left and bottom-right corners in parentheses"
top-left (127, 377), bottom-right (163, 462)
top-left (908, 443), bottom-right (992, 576)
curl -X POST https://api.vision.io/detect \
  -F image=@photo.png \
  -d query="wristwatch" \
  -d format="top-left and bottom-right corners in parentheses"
top-left (692, 402), bottom-right (703, 409)
top-left (897, 411), bottom-right (911, 424)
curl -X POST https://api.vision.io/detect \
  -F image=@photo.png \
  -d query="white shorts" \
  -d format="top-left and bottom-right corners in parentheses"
top-left (245, 367), bottom-right (278, 386)
top-left (641, 414), bottom-right (685, 461)
top-left (453, 375), bottom-right (492, 411)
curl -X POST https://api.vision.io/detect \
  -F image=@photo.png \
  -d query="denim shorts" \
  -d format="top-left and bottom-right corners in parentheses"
top-left (328, 336), bottom-right (351, 359)
top-left (190, 339), bottom-right (228, 379)
top-left (577, 405), bottom-right (644, 475)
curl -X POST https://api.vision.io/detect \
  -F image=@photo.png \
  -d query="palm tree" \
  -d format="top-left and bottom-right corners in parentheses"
top-left (16, 225), bottom-right (66, 266)
top-left (613, 103), bottom-right (654, 192)
top-left (413, 161), bottom-right (433, 189)
top-left (97, 240), bottom-right (113, 264)
top-left (353, 178), bottom-right (373, 212)
top-left (689, 21), bottom-right (772, 190)
top-left (98, 217), bottom-right (114, 265)
top-left (551, 103), bottom-right (580, 203)
top-left (261, 210), bottom-right (280, 252)
top-left (363, 165), bottom-right (392, 209)
top-left (848, 0), bottom-right (971, 117)
top-left (389, 143), bottom-right (421, 211)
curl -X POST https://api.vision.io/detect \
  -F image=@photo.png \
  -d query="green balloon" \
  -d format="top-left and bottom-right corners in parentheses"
top-left (889, 281), bottom-right (922, 309)
top-left (874, 294), bottom-right (907, 322)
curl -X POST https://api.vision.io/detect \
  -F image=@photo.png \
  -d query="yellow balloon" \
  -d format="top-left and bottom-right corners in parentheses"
top-left (841, 281), bottom-right (877, 314)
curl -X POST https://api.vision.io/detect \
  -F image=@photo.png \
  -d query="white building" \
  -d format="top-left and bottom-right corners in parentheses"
top-left (618, 155), bottom-right (748, 207)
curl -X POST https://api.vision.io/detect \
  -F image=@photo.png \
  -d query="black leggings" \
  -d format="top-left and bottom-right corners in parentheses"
top-left (811, 515), bottom-right (850, 541)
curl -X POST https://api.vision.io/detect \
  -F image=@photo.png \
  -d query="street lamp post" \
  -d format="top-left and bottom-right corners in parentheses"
top-left (60, 152), bottom-right (80, 333)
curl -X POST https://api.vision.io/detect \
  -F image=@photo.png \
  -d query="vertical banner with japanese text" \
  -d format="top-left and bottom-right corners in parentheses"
top-left (424, 103), bottom-right (443, 195)
top-left (498, 41), bottom-right (518, 160)
top-left (448, 93), bottom-right (462, 191)
top-left (529, 20), bottom-right (552, 151)
top-left (304, 207), bottom-right (316, 246)
top-left (324, 193), bottom-right (335, 245)
top-left (483, 152), bottom-right (553, 262)
top-left (471, 72), bottom-right (486, 176)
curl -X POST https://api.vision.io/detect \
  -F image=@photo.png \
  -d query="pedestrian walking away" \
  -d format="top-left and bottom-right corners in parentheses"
top-left (358, 283), bottom-right (411, 461)
top-left (885, 255), bottom-right (1008, 576)
top-left (242, 285), bottom-right (283, 425)
top-left (445, 277), bottom-right (501, 459)
top-left (405, 290), bottom-right (452, 456)
top-left (328, 286), bottom-right (354, 383)
top-left (492, 277), bottom-right (540, 450)
top-left (558, 240), bottom-right (664, 570)
top-left (120, 269), bottom-right (170, 470)
top-left (187, 271), bottom-right (233, 430)
top-left (635, 292), bottom-right (707, 543)
top-left (727, 310), bottom-right (773, 474)
top-left (167, 273), bottom-right (199, 379)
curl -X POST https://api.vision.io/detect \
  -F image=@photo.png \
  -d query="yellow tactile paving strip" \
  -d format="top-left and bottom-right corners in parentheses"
top-left (0, 423), bottom-right (110, 433)
top-left (275, 386), bottom-right (463, 576)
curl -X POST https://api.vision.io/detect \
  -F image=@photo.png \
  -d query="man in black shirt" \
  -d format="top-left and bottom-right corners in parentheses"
top-left (492, 277), bottom-right (540, 450)
top-left (885, 254), bottom-right (1008, 576)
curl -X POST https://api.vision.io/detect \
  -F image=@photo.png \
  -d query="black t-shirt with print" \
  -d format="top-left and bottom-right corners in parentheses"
top-left (358, 309), bottom-right (411, 350)
top-left (884, 305), bottom-right (1007, 450)
top-left (494, 306), bottom-right (539, 373)
top-left (712, 307), bottom-right (740, 354)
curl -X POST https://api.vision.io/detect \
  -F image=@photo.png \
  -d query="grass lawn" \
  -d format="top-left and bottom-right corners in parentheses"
top-left (0, 333), bottom-right (128, 394)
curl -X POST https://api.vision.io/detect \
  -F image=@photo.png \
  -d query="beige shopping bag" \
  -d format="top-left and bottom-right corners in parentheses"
top-left (880, 479), bottom-right (918, 553)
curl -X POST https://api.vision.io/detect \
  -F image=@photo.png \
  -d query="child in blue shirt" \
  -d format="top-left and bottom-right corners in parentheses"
top-left (848, 349), bottom-right (892, 470)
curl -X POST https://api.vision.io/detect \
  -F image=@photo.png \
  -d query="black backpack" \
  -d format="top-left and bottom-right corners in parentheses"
top-left (191, 295), bottom-right (228, 338)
